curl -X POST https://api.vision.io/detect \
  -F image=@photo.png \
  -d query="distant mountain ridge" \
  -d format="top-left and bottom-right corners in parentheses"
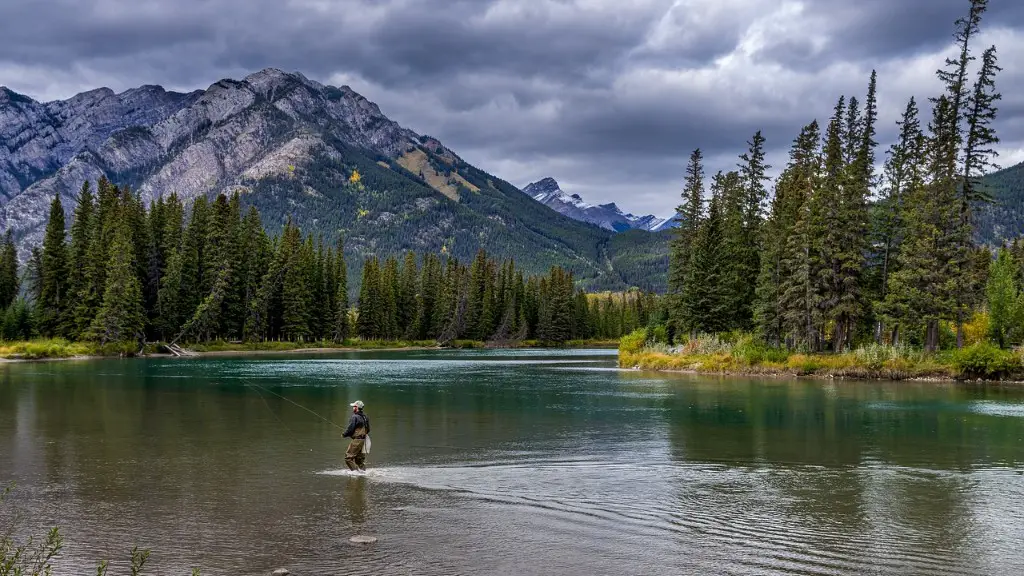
top-left (522, 177), bottom-right (676, 232)
top-left (0, 69), bottom-right (670, 291)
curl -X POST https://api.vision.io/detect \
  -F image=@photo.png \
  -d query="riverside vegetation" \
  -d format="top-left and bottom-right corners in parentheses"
top-left (624, 0), bottom-right (1024, 381)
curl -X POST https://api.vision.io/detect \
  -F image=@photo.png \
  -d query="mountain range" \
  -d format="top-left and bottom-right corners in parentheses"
top-left (522, 177), bottom-right (677, 233)
top-left (0, 69), bottom-right (669, 292)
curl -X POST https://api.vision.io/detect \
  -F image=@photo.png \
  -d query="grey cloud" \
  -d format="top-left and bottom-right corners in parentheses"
top-left (2, 0), bottom-right (1023, 218)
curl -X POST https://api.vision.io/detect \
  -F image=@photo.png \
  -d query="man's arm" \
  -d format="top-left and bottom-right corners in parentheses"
top-left (342, 414), bottom-right (357, 438)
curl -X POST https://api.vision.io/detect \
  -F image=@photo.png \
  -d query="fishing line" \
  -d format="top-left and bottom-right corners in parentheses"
top-left (243, 379), bottom-right (349, 432)
top-left (248, 382), bottom-right (302, 439)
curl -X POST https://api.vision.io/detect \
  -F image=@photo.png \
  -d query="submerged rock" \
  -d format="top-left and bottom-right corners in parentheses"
top-left (349, 535), bottom-right (378, 544)
top-left (272, 569), bottom-right (290, 576)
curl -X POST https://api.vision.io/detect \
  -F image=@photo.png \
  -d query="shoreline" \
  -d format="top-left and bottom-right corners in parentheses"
top-left (619, 350), bottom-right (1024, 384)
top-left (0, 340), bottom-right (619, 363)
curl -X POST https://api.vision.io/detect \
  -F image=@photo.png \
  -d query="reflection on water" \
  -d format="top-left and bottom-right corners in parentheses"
top-left (1, 349), bottom-right (1024, 575)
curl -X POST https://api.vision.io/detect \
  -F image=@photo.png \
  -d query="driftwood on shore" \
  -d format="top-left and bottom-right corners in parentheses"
top-left (163, 343), bottom-right (198, 357)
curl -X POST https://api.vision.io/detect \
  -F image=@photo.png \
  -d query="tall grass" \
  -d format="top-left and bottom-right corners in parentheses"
top-left (617, 332), bottom-right (1016, 380)
top-left (0, 338), bottom-right (101, 359)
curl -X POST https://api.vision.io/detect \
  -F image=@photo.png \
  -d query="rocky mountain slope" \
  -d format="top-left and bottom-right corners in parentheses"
top-left (0, 69), bottom-right (669, 291)
top-left (523, 177), bottom-right (674, 232)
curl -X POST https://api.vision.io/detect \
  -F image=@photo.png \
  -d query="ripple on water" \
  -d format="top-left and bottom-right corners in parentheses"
top-left (317, 458), bottom-right (1006, 576)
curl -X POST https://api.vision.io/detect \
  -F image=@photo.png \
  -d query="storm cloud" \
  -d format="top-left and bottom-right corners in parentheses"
top-left (2, 0), bottom-right (1023, 218)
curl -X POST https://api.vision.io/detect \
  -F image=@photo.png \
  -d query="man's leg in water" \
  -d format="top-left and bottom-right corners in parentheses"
top-left (355, 451), bottom-right (366, 471)
top-left (345, 439), bottom-right (364, 470)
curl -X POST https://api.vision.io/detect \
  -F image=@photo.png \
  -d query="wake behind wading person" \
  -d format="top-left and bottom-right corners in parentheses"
top-left (342, 400), bottom-right (370, 471)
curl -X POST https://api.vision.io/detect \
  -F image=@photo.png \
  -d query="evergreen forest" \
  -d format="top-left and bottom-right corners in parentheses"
top-left (5, 177), bottom-right (657, 347)
top-left (666, 0), bottom-right (1010, 353)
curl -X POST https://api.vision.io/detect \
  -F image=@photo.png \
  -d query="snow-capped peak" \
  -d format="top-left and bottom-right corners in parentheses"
top-left (522, 177), bottom-right (671, 232)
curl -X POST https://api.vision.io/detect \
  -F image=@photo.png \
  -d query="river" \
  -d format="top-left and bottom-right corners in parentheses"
top-left (2, 348), bottom-right (1024, 575)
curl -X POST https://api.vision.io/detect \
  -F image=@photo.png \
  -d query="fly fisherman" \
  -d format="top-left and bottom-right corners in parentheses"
top-left (342, 400), bottom-right (370, 471)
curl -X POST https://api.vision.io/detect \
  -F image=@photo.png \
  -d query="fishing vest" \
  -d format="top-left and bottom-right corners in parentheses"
top-left (353, 413), bottom-right (368, 439)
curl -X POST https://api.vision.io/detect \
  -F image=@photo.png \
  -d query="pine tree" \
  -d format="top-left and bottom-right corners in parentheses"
top-left (67, 182), bottom-right (94, 329)
top-left (238, 206), bottom-right (269, 338)
top-left (381, 257), bottom-right (400, 340)
top-left (280, 226), bottom-right (310, 341)
top-left (398, 252), bottom-right (418, 339)
top-left (88, 222), bottom-right (145, 345)
top-left (668, 149), bottom-right (705, 337)
top-left (886, 97), bottom-right (961, 350)
top-left (75, 177), bottom-right (119, 330)
top-left (754, 124), bottom-right (818, 345)
top-left (37, 193), bottom-right (70, 337)
top-left (724, 129), bottom-right (770, 327)
top-left (357, 257), bottom-right (381, 340)
top-left (417, 254), bottom-right (441, 340)
top-left (717, 170), bottom-right (748, 329)
top-left (156, 247), bottom-right (187, 341)
top-left (0, 231), bottom-right (19, 312)
top-left (872, 98), bottom-right (923, 342)
top-left (683, 181), bottom-right (728, 334)
top-left (332, 240), bottom-right (350, 341)
top-left (776, 119), bottom-right (825, 350)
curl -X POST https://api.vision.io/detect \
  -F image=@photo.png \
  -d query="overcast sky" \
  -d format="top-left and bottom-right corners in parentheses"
top-left (3, 0), bottom-right (1023, 218)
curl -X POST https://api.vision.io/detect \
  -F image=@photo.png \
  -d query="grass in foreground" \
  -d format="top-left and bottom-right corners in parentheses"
top-left (619, 330), bottom-right (1024, 381)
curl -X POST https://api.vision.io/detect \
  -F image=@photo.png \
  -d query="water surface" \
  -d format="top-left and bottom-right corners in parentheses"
top-left (2, 349), bottom-right (1024, 575)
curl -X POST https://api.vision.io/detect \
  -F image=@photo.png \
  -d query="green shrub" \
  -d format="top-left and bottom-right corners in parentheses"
top-left (619, 329), bottom-right (648, 354)
top-left (648, 324), bottom-right (668, 345)
top-left (731, 335), bottom-right (789, 365)
top-left (951, 342), bottom-right (1021, 379)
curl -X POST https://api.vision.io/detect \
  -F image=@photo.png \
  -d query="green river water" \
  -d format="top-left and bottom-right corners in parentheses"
top-left (2, 348), bottom-right (1024, 575)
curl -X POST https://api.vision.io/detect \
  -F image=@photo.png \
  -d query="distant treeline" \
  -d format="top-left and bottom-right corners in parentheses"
top-left (4, 177), bottom-right (659, 345)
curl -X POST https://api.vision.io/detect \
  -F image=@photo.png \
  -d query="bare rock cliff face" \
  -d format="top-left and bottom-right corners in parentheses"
top-left (0, 69), bottom-right (671, 291)
top-left (0, 68), bottom-right (420, 251)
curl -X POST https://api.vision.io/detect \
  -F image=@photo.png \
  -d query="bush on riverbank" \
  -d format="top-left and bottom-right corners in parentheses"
top-left (618, 330), bottom-right (1024, 381)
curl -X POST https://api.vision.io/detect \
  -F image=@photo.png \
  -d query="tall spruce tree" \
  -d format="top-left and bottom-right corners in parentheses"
top-left (683, 181), bottom-right (728, 334)
top-left (718, 170), bottom-right (748, 329)
top-left (872, 98), bottom-right (924, 342)
top-left (37, 193), bottom-right (70, 337)
top-left (280, 226), bottom-right (310, 341)
top-left (398, 252), bottom-right (418, 339)
top-left (754, 123), bottom-right (819, 345)
top-left (0, 232), bottom-right (19, 311)
top-left (778, 120), bottom-right (824, 350)
top-left (729, 131), bottom-right (771, 330)
top-left (668, 149), bottom-right (705, 337)
top-left (88, 221), bottom-right (146, 345)
top-left (332, 240), bottom-right (349, 341)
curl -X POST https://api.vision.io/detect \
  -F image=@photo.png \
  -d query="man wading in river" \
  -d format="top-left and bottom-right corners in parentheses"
top-left (342, 400), bottom-right (370, 471)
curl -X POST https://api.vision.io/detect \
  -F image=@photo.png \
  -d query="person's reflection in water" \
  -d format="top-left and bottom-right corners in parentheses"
top-left (345, 476), bottom-right (368, 525)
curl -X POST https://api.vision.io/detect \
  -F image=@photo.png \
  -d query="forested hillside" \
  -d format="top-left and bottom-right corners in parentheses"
top-left (975, 161), bottom-right (1024, 245)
